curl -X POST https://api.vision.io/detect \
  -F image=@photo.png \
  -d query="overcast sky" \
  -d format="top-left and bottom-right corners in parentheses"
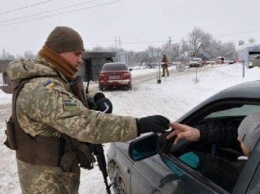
top-left (1, 0), bottom-right (260, 56)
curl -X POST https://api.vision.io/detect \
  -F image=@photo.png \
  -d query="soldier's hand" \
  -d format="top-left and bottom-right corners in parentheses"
top-left (136, 115), bottom-right (170, 135)
top-left (93, 93), bottom-right (113, 113)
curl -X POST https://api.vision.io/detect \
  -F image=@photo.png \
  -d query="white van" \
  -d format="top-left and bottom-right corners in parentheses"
top-left (189, 58), bottom-right (204, 67)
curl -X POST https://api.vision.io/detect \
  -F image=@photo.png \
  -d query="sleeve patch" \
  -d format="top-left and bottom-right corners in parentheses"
top-left (63, 100), bottom-right (79, 111)
top-left (43, 80), bottom-right (55, 89)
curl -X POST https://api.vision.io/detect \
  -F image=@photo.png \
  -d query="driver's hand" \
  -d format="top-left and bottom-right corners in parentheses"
top-left (166, 122), bottom-right (200, 144)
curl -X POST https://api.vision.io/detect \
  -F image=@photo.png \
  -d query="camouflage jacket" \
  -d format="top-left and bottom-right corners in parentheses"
top-left (7, 57), bottom-right (137, 194)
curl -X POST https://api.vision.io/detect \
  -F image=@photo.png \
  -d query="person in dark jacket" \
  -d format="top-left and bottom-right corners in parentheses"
top-left (167, 113), bottom-right (260, 157)
top-left (161, 54), bottom-right (170, 77)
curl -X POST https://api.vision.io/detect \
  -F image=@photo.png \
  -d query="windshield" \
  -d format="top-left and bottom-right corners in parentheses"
top-left (205, 104), bottom-right (260, 118)
top-left (102, 63), bottom-right (128, 71)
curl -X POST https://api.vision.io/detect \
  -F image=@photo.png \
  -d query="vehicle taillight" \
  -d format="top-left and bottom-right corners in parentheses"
top-left (99, 73), bottom-right (106, 80)
top-left (122, 72), bottom-right (131, 79)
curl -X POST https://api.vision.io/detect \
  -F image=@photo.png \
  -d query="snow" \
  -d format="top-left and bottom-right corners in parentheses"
top-left (0, 63), bottom-right (260, 193)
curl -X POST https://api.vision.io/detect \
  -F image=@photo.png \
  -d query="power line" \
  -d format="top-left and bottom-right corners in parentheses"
top-left (0, 0), bottom-right (54, 15)
top-left (0, 0), bottom-right (122, 27)
top-left (0, 0), bottom-right (100, 24)
top-left (124, 40), bottom-right (165, 44)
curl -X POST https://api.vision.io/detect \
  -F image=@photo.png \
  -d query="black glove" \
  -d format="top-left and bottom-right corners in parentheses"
top-left (136, 115), bottom-right (170, 135)
top-left (93, 92), bottom-right (113, 113)
top-left (86, 95), bottom-right (97, 110)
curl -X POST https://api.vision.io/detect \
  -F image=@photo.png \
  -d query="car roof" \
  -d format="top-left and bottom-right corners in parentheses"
top-left (103, 62), bottom-right (127, 66)
top-left (177, 80), bottom-right (260, 122)
top-left (215, 80), bottom-right (260, 99)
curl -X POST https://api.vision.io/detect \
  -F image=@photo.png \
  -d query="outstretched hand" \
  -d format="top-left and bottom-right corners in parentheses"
top-left (166, 122), bottom-right (200, 144)
top-left (136, 115), bottom-right (170, 135)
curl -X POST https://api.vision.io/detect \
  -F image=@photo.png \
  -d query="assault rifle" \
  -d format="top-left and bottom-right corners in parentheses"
top-left (70, 76), bottom-right (112, 194)
top-left (90, 144), bottom-right (111, 194)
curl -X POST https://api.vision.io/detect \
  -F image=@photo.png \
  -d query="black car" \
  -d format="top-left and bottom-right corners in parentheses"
top-left (107, 80), bottom-right (260, 194)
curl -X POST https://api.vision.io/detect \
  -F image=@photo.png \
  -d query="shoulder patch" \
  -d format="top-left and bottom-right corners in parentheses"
top-left (43, 80), bottom-right (55, 89)
top-left (63, 100), bottom-right (79, 111)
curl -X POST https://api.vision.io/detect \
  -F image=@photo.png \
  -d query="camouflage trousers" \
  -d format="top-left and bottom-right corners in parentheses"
top-left (17, 159), bottom-right (80, 194)
top-left (162, 66), bottom-right (169, 76)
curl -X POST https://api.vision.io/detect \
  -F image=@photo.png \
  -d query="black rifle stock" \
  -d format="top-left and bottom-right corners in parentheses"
top-left (92, 144), bottom-right (111, 194)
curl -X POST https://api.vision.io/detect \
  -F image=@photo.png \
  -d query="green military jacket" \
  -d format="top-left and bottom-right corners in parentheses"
top-left (7, 57), bottom-right (137, 194)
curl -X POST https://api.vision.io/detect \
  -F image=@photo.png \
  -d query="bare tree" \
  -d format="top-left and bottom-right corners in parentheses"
top-left (239, 40), bottom-right (245, 46)
top-left (4, 52), bottom-right (15, 60)
top-left (24, 51), bottom-right (35, 59)
top-left (248, 38), bottom-right (256, 44)
top-left (188, 27), bottom-right (205, 54)
top-left (91, 46), bottom-right (106, 52)
top-left (170, 43), bottom-right (181, 61)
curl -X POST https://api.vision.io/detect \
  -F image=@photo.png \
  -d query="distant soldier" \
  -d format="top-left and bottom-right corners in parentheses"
top-left (162, 54), bottom-right (170, 77)
top-left (5, 26), bottom-right (170, 194)
top-left (221, 57), bottom-right (224, 64)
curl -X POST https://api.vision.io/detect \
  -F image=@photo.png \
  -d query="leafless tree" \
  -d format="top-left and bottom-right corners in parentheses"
top-left (187, 27), bottom-right (207, 54)
top-left (248, 38), bottom-right (256, 43)
top-left (24, 51), bottom-right (35, 59)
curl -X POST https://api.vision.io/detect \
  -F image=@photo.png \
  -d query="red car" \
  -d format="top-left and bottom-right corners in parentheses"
top-left (99, 62), bottom-right (132, 91)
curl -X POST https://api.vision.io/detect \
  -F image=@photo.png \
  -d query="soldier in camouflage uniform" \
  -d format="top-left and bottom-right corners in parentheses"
top-left (6, 26), bottom-right (170, 194)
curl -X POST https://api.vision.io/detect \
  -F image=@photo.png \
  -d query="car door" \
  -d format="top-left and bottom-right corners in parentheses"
top-left (130, 99), bottom-right (260, 194)
top-left (130, 153), bottom-right (219, 194)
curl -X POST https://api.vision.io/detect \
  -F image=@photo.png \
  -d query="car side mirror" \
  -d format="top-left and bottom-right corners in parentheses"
top-left (129, 134), bottom-right (159, 161)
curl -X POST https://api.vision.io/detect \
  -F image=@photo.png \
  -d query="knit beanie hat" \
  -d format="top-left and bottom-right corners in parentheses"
top-left (45, 26), bottom-right (84, 53)
top-left (238, 113), bottom-right (260, 152)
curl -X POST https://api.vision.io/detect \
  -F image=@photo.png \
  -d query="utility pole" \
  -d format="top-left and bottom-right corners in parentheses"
top-left (119, 37), bottom-right (122, 49)
top-left (115, 37), bottom-right (122, 50)
top-left (115, 37), bottom-right (117, 49)
top-left (3, 48), bottom-right (6, 60)
top-left (168, 37), bottom-right (171, 59)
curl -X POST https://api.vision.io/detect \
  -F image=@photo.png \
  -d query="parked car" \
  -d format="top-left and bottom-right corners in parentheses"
top-left (225, 58), bottom-right (237, 64)
top-left (99, 62), bottom-right (132, 91)
top-left (216, 56), bottom-right (236, 65)
top-left (107, 80), bottom-right (260, 194)
top-left (216, 56), bottom-right (225, 64)
top-left (189, 58), bottom-right (205, 67)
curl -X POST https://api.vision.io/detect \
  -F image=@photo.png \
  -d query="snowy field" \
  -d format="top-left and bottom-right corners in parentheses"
top-left (0, 63), bottom-right (259, 193)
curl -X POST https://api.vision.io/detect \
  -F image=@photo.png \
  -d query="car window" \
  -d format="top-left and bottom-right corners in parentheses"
top-left (183, 152), bottom-right (242, 193)
top-left (163, 150), bottom-right (243, 192)
top-left (102, 63), bottom-right (128, 71)
top-left (192, 59), bottom-right (200, 61)
top-left (204, 104), bottom-right (260, 118)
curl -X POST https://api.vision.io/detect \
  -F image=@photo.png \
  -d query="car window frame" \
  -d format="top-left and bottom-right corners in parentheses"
top-left (177, 99), bottom-right (260, 125)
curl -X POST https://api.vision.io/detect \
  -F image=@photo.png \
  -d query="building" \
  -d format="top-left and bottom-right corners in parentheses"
top-left (238, 43), bottom-right (260, 68)
top-left (0, 60), bottom-right (12, 93)
top-left (79, 52), bottom-right (116, 82)
top-left (0, 52), bottom-right (116, 94)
